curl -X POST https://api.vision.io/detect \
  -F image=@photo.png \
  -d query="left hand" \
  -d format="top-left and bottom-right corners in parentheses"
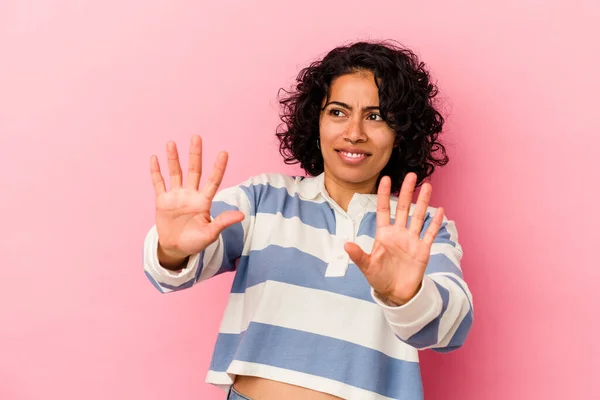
top-left (344, 173), bottom-right (445, 306)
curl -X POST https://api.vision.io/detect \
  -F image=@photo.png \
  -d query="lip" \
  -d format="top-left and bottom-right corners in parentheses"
top-left (335, 147), bottom-right (372, 156)
top-left (335, 147), bottom-right (371, 165)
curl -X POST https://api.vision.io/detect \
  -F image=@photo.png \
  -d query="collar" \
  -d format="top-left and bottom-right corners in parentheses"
top-left (297, 172), bottom-right (379, 210)
top-left (297, 172), bottom-right (326, 200)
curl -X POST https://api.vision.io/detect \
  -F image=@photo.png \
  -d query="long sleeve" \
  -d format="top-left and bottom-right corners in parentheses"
top-left (371, 212), bottom-right (474, 352)
top-left (143, 180), bottom-right (255, 294)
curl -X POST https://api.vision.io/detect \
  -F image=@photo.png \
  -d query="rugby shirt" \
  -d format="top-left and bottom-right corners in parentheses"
top-left (143, 172), bottom-right (474, 400)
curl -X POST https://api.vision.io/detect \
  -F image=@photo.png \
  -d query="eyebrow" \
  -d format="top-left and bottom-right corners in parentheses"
top-left (322, 101), bottom-right (380, 112)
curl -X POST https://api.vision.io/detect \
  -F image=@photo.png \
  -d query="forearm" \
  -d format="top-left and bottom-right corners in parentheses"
top-left (372, 217), bottom-right (474, 351)
top-left (372, 273), bottom-right (473, 351)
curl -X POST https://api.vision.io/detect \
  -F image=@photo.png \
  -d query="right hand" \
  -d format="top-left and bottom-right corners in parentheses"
top-left (150, 135), bottom-right (245, 268)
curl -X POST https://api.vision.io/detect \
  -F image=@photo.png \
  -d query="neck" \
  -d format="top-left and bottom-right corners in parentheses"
top-left (323, 171), bottom-right (378, 212)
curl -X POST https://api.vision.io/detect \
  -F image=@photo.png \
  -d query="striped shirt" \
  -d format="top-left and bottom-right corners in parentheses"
top-left (143, 172), bottom-right (474, 400)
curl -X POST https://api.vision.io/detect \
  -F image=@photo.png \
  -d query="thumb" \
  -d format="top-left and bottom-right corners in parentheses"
top-left (344, 242), bottom-right (370, 271)
top-left (208, 210), bottom-right (245, 238)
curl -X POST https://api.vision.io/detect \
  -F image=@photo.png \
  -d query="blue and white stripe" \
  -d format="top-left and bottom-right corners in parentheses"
top-left (143, 172), bottom-right (474, 400)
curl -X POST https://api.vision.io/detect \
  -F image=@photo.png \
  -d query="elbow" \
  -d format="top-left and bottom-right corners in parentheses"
top-left (433, 307), bottom-right (474, 353)
top-left (144, 270), bottom-right (167, 294)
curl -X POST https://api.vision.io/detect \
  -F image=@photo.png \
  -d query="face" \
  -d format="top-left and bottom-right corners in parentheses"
top-left (319, 70), bottom-right (396, 193)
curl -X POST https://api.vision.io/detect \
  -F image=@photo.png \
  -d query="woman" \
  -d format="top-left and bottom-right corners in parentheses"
top-left (143, 41), bottom-right (474, 400)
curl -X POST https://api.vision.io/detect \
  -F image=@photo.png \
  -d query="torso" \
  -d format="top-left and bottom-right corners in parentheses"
top-left (206, 174), bottom-right (421, 399)
top-left (233, 376), bottom-right (343, 400)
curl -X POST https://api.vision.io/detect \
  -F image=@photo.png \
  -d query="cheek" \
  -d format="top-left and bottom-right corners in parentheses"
top-left (377, 148), bottom-right (394, 166)
top-left (320, 119), bottom-right (345, 140)
top-left (374, 137), bottom-right (396, 164)
top-left (376, 132), bottom-right (396, 152)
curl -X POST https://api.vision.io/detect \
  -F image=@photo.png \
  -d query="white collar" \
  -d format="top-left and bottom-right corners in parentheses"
top-left (297, 172), bottom-right (326, 200)
top-left (297, 172), bottom-right (379, 212)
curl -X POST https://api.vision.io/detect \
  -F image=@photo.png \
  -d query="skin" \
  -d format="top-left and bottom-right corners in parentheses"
top-left (319, 70), bottom-right (396, 211)
top-left (150, 71), bottom-right (444, 400)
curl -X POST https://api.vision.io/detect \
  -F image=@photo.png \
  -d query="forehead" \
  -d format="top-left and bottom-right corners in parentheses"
top-left (327, 71), bottom-right (380, 104)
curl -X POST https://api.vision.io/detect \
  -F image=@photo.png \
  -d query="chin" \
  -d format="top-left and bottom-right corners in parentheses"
top-left (333, 167), bottom-right (379, 185)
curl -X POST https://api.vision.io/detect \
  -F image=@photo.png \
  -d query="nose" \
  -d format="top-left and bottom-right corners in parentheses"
top-left (344, 117), bottom-right (367, 144)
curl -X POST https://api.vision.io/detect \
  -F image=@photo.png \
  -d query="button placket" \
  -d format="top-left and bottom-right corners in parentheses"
top-left (325, 211), bottom-right (353, 277)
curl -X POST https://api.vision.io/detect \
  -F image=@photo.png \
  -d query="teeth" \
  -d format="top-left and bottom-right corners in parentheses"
top-left (341, 151), bottom-right (364, 158)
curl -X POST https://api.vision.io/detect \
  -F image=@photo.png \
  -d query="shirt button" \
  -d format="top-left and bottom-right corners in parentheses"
top-left (337, 254), bottom-right (345, 260)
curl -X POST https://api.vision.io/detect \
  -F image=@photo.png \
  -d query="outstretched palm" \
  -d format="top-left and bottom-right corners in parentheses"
top-left (344, 173), bottom-right (444, 305)
top-left (150, 135), bottom-right (244, 262)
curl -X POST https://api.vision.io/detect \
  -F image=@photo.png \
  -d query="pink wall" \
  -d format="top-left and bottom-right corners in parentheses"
top-left (1, 1), bottom-right (598, 399)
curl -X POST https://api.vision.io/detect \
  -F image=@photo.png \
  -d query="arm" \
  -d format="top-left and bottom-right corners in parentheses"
top-left (344, 173), bottom-right (474, 353)
top-left (371, 216), bottom-right (474, 352)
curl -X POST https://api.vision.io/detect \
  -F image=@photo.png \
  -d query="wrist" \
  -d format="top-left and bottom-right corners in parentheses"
top-left (157, 243), bottom-right (189, 270)
top-left (376, 281), bottom-right (423, 307)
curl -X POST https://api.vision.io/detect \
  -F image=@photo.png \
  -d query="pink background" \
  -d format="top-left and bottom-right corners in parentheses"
top-left (1, 1), bottom-right (598, 399)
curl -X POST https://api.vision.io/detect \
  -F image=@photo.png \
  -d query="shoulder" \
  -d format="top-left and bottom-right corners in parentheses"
top-left (234, 173), bottom-right (309, 202)
top-left (240, 172), bottom-right (302, 189)
top-left (213, 173), bottom-right (306, 211)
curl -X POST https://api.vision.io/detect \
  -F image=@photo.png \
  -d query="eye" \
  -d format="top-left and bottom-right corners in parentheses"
top-left (367, 113), bottom-right (383, 121)
top-left (328, 108), bottom-right (346, 118)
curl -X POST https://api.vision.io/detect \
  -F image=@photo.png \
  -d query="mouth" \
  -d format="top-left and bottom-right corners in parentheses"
top-left (335, 148), bottom-right (371, 165)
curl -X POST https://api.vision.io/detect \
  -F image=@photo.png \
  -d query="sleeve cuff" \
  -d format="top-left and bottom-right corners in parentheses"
top-left (371, 275), bottom-right (442, 329)
top-left (143, 225), bottom-right (201, 281)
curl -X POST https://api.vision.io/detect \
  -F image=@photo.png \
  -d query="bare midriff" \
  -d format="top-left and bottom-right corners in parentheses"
top-left (233, 375), bottom-right (344, 400)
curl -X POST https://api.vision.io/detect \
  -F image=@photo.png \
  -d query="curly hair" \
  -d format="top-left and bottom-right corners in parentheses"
top-left (275, 40), bottom-right (449, 194)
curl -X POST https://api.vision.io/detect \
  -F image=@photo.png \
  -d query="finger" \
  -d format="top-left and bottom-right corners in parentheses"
top-left (394, 172), bottom-right (417, 229)
top-left (207, 210), bottom-right (245, 239)
top-left (409, 182), bottom-right (432, 236)
top-left (201, 151), bottom-right (228, 201)
top-left (186, 135), bottom-right (203, 190)
top-left (344, 242), bottom-right (370, 271)
top-left (376, 176), bottom-right (392, 229)
top-left (422, 207), bottom-right (445, 246)
top-left (150, 155), bottom-right (166, 195)
top-left (166, 141), bottom-right (183, 189)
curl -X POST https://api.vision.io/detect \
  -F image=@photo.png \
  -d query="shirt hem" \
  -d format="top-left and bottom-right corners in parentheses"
top-left (205, 360), bottom-right (400, 400)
